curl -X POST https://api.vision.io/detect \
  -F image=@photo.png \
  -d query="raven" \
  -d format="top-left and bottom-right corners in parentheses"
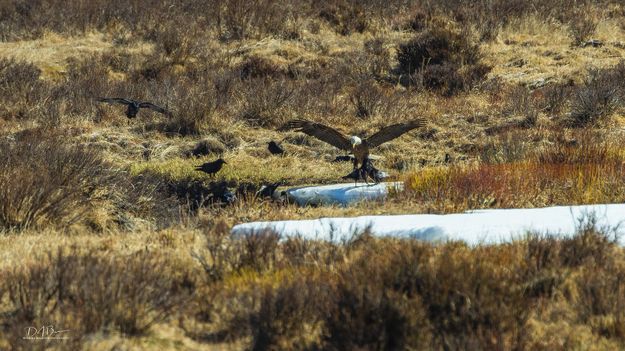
top-left (361, 159), bottom-right (385, 184)
top-left (342, 167), bottom-right (367, 186)
top-left (256, 182), bottom-right (281, 199)
top-left (221, 189), bottom-right (237, 204)
top-left (208, 181), bottom-right (237, 205)
top-left (342, 159), bottom-right (385, 185)
top-left (195, 158), bottom-right (227, 176)
top-left (333, 155), bottom-right (353, 162)
top-left (97, 97), bottom-right (172, 118)
top-left (267, 141), bottom-right (285, 155)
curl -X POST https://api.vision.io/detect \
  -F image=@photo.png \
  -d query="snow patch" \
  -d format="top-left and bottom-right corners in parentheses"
top-left (285, 182), bottom-right (403, 206)
top-left (231, 203), bottom-right (625, 245)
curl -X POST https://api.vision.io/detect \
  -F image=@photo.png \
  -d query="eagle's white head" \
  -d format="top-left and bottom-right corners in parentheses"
top-left (350, 136), bottom-right (362, 147)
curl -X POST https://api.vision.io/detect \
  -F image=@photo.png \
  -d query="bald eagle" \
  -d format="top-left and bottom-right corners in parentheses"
top-left (279, 119), bottom-right (426, 170)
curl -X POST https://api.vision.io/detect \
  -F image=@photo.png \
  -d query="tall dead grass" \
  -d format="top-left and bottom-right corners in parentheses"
top-left (406, 132), bottom-right (625, 212)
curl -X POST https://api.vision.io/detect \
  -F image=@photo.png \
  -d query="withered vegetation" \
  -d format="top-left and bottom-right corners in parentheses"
top-left (2, 0), bottom-right (625, 349)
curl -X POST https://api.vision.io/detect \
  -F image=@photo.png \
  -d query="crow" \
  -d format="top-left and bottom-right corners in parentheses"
top-left (256, 182), bottom-right (281, 199)
top-left (361, 159), bottom-right (385, 184)
top-left (96, 97), bottom-right (172, 118)
top-left (221, 189), bottom-right (237, 204)
top-left (267, 141), bottom-right (285, 155)
top-left (195, 158), bottom-right (227, 176)
top-left (342, 167), bottom-right (366, 186)
top-left (341, 159), bottom-right (385, 185)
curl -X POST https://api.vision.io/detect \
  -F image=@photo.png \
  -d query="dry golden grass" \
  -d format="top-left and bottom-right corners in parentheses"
top-left (3, 1), bottom-right (625, 349)
top-left (0, 31), bottom-right (152, 80)
top-left (484, 16), bottom-right (625, 86)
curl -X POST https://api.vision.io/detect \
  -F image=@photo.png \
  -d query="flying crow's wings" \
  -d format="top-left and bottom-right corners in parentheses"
top-left (365, 118), bottom-right (426, 148)
top-left (139, 102), bottom-right (172, 116)
top-left (278, 120), bottom-right (352, 151)
top-left (97, 97), bottom-right (133, 105)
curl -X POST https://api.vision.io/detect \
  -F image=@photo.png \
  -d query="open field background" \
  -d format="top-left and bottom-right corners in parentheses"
top-left (2, 0), bottom-right (625, 349)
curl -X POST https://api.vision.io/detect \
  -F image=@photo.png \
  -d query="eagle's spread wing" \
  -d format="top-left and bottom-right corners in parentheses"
top-left (139, 102), bottom-right (172, 116)
top-left (97, 97), bottom-right (133, 105)
top-left (279, 119), bottom-right (352, 151)
top-left (365, 118), bottom-right (426, 148)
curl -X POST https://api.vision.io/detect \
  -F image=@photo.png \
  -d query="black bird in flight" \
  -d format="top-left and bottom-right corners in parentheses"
top-left (279, 118), bottom-right (426, 171)
top-left (195, 158), bottom-right (227, 176)
top-left (267, 141), bottom-right (285, 155)
top-left (97, 97), bottom-right (172, 118)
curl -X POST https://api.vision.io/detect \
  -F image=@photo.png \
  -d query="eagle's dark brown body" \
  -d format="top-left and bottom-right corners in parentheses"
top-left (352, 142), bottom-right (369, 170)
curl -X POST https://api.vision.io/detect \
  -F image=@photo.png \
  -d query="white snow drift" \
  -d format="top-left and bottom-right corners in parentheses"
top-left (285, 182), bottom-right (402, 206)
top-left (231, 203), bottom-right (625, 245)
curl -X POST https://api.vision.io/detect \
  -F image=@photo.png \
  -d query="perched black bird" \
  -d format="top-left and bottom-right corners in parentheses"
top-left (341, 159), bottom-right (385, 185)
top-left (342, 167), bottom-right (366, 186)
top-left (256, 182), bottom-right (281, 199)
top-left (267, 141), bottom-right (285, 155)
top-left (361, 159), bottom-right (385, 184)
top-left (96, 97), bottom-right (172, 118)
top-left (195, 158), bottom-right (227, 176)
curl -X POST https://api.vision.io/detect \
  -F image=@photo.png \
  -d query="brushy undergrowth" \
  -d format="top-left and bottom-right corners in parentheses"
top-left (4, 225), bottom-right (623, 350)
top-left (1, 247), bottom-right (193, 350)
top-left (0, 129), bottom-right (179, 232)
top-left (406, 131), bottom-right (625, 212)
top-left (0, 129), bottom-right (114, 231)
top-left (396, 17), bottom-right (490, 95)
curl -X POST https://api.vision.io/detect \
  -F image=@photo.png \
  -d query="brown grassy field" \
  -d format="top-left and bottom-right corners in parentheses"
top-left (2, 0), bottom-right (625, 349)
